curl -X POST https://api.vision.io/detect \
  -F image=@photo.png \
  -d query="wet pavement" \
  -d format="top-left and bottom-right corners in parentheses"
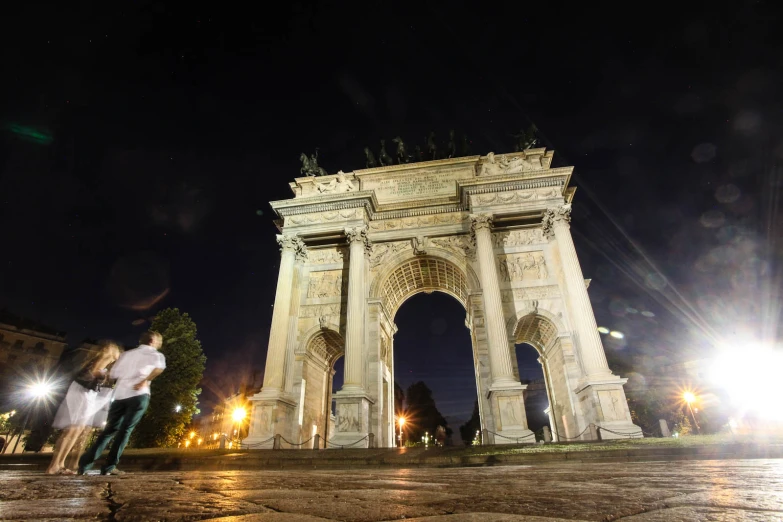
top-left (1, 459), bottom-right (782, 521)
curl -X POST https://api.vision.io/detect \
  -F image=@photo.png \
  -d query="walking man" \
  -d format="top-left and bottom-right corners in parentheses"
top-left (79, 331), bottom-right (166, 475)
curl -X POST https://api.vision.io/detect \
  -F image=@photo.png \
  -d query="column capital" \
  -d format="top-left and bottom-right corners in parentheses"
top-left (345, 226), bottom-right (372, 256)
top-left (469, 214), bottom-right (493, 233)
top-left (276, 234), bottom-right (307, 261)
top-left (542, 204), bottom-right (572, 238)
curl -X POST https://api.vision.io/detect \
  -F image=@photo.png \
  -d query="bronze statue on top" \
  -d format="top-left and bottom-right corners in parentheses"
top-left (446, 129), bottom-right (456, 158)
top-left (299, 148), bottom-right (328, 177)
top-left (426, 131), bottom-right (438, 160)
top-left (379, 139), bottom-right (394, 166)
top-left (364, 146), bottom-right (377, 168)
top-left (511, 124), bottom-right (539, 152)
top-left (392, 136), bottom-right (408, 164)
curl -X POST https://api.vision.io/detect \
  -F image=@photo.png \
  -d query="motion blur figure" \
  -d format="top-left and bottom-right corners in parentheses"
top-left (46, 340), bottom-right (121, 475)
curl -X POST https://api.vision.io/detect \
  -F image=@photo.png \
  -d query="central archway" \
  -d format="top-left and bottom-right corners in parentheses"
top-left (367, 252), bottom-right (497, 446)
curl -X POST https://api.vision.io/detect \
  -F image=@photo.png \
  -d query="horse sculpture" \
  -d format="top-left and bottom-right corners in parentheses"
top-left (299, 150), bottom-right (327, 177)
top-left (379, 139), bottom-right (394, 166)
top-left (426, 131), bottom-right (438, 160)
top-left (364, 146), bottom-right (377, 168)
top-left (392, 136), bottom-right (408, 164)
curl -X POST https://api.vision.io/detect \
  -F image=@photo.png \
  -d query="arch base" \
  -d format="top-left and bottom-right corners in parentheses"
top-left (328, 391), bottom-right (374, 449)
top-left (244, 392), bottom-right (297, 449)
top-left (487, 386), bottom-right (536, 445)
top-left (575, 379), bottom-right (642, 440)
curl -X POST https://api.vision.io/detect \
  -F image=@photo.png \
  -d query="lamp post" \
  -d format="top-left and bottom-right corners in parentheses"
top-left (232, 407), bottom-right (246, 448)
top-left (11, 380), bottom-right (54, 454)
top-left (683, 391), bottom-right (701, 434)
top-left (398, 417), bottom-right (406, 448)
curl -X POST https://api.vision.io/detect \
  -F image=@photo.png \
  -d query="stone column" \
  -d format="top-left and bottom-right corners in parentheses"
top-left (470, 215), bottom-right (518, 388)
top-left (343, 226), bottom-right (370, 391)
top-left (543, 205), bottom-right (612, 379)
top-left (262, 234), bottom-right (306, 392)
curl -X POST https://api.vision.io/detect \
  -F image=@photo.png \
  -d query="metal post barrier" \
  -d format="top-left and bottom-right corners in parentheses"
top-left (542, 426), bottom-right (552, 443)
top-left (273, 434), bottom-right (282, 450)
top-left (368, 433), bottom-right (375, 449)
top-left (313, 433), bottom-right (321, 449)
top-left (219, 434), bottom-right (226, 449)
top-left (482, 428), bottom-right (492, 445)
top-left (589, 424), bottom-right (600, 441)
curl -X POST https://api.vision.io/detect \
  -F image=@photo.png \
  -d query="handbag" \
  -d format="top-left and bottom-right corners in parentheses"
top-left (91, 387), bottom-right (115, 427)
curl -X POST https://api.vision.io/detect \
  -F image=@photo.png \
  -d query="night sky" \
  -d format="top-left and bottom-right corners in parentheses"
top-left (2, 2), bottom-right (781, 424)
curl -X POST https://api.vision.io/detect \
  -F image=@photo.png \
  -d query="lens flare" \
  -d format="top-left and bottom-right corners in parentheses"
top-left (710, 344), bottom-right (783, 422)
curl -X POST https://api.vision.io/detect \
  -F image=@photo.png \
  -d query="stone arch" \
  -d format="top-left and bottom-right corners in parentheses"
top-left (506, 307), bottom-right (567, 353)
top-left (370, 252), bottom-right (478, 317)
top-left (298, 323), bottom-right (344, 363)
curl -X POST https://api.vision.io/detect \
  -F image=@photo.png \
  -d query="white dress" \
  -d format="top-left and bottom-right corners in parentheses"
top-left (52, 372), bottom-right (114, 429)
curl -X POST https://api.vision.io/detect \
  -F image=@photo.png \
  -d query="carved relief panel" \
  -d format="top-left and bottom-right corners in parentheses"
top-left (336, 403), bottom-right (360, 432)
top-left (368, 241), bottom-right (412, 269)
top-left (307, 248), bottom-right (346, 265)
top-left (497, 252), bottom-right (548, 282)
top-left (368, 212), bottom-right (466, 232)
top-left (493, 228), bottom-right (546, 248)
top-left (474, 187), bottom-right (561, 206)
top-left (307, 270), bottom-right (346, 298)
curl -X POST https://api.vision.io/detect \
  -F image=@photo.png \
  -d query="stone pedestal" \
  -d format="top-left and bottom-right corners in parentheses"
top-left (243, 391), bottom-right (297, 448)
top-left (575, 379), bottom-right (642, 440)
top-left (488, 384), bottom-right (535, 444)
top-left (328, 392), bottom-right (374, 448)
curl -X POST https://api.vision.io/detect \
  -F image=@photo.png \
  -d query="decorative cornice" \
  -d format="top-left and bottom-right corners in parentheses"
top-left (542, 205), bottom-right (572, 238)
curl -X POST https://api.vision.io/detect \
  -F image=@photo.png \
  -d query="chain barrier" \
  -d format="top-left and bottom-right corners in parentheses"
top-left (279, 436), bottom-right (315, 448)
top-left (324, 435), bottom-right (369, 449)
top-left (238, 436), bottom-right (276, 449)
top-left (597, 426), bottom-right (644, 439)
top-left (486, 430), bottom-right (536, 444)
top-left (551, 424), bottom-right (592, 441)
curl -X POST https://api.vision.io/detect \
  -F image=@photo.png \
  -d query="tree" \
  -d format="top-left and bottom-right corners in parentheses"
top-left (459, 401), bottom-right (481, 446)
top-left (131, 308), bottom-right (206, 448)
top-left (394, 382), bottom-right (405, 417)
top-left (404, 381), bottom-right (451, 444)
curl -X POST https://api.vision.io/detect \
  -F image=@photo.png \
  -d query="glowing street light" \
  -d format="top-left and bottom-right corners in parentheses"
top-left (12, 379), bottom-right (55, 453)
top-left (232, 407), bottom-right (247, 422)
top-left (189, 431), bottom-right (196, 439)
top-left (609, 330), bottom-right (625, 339)
top-left (398, 417), bottom-right (406, 448)
top-left (174, 404), bottom-right (182, 413)
top-left (682, 390), bottom-right (701, 434)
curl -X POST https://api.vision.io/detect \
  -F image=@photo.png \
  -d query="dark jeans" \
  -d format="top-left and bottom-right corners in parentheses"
top-left (79, 394), bottom-right (149, 473)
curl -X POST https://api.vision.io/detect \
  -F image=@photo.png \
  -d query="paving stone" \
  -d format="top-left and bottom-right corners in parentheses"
top-left (617, 506), bottom-right (783, 521)
top-left (0, 497), bottom-right (109, 519)
top-left (398, 515), bottom-right (585, 521)
top-left (200, 514), bottom-right (336, 521)
top-left (1, 459), bottom-right (782, 521)
top-left (258, 497), bottom-right (446, 522)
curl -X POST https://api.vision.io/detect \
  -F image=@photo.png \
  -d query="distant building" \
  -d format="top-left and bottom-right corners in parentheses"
top-left (0, 311), bottom-right (67, 378)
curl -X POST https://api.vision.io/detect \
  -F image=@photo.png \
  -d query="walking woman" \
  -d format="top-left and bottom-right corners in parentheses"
top-left (46, 340), bottom-right (121, 475)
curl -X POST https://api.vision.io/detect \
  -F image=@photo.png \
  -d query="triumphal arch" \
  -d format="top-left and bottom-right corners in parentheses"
top-left (244, 149), bottom-right (642, 448)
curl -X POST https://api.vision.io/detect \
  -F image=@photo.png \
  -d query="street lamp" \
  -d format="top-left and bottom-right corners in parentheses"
top-left (11, 379), bottom-right (54, 453)
top-left (398, 417), bottom-right (406, 448)
top-left (174, 404), bottom-right (182, 413)
top-left (682, 391), bottom-right (701, 434)
top-left (232, 407), bottom-right (247, 447)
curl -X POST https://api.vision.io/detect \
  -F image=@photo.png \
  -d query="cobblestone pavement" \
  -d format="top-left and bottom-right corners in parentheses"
top-left (1, 459), bottom-right (782, 521)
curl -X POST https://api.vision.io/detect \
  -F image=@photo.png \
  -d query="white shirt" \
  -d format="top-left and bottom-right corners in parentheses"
top-left (110, 344), bottom-right (166, 401)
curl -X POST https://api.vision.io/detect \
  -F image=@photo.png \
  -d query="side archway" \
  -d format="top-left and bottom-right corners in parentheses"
top-left (295, 326), bottom-right (344, 446)
top-left (509, 310), bottom-right (580, 441)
